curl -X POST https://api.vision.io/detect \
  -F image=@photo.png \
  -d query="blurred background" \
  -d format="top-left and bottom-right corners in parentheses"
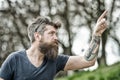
top-left (0, 0), bottom-right (120, 80)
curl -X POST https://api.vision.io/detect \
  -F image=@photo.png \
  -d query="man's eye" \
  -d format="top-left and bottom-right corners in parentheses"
top-left (49, 31), bottom-right (57, 36)
top-left (49, 32), bottom-right (54, 35)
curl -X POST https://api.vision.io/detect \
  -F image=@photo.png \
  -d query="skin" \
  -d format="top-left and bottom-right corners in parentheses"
top-left (64, 10), bottom-right (108, 70)
top-left (0, 10), bottom-right (108, 80)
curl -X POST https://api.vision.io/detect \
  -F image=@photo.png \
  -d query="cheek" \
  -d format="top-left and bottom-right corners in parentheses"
top-left (44, 35), bottom-right (53, 41)
top-left (40, 36), bottom-right (45, 43)
top-left (41, 36), bottom-right (50, 43)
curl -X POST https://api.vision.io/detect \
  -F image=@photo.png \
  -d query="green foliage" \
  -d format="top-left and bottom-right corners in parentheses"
top-left (56, 62), bottom-right (120, 80)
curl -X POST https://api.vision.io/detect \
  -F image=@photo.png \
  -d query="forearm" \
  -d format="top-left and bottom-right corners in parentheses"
top-left (64, 36), bottom-right (101, 70)
top-left (84, 35), bottom-right (101, 61)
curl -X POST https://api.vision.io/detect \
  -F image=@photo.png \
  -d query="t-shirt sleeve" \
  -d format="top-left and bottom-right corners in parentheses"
top-left (0, 53), bottom-right (16, 80)
top-left (56, 55), bottom-right (69, 73)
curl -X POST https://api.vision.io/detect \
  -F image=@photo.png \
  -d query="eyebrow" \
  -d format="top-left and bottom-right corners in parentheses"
top-left (49, 30), bottom-right (56, 33)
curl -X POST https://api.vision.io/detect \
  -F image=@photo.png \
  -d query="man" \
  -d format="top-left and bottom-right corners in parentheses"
top-left (0, 10), bottom-right (107, 80)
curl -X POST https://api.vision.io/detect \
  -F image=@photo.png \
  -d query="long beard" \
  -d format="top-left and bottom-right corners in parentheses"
top-left (39, 42), bottom-right (58, 60)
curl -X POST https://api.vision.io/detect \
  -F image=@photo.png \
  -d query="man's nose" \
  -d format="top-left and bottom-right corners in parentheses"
top-left (54, 35), bottom-right (58, 40)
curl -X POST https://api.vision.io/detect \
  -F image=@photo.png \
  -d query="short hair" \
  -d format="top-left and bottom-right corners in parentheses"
top-left (27, 16), bottom-right (61, 43)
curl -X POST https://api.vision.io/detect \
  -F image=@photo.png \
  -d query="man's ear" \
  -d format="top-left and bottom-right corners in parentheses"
top-left (34, 32), bottom-right (41, 41)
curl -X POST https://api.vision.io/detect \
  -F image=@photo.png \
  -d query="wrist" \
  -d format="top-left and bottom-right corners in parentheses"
top-left (93, 32), bottom-right (101, 37)
top-left (92, 35), bottom-right (101, 44)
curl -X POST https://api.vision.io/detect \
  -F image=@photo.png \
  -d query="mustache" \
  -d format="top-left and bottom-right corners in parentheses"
top-left (53, 40), bottom-right (59, 45)
top-left (56, 40), bottom-right (62, 45)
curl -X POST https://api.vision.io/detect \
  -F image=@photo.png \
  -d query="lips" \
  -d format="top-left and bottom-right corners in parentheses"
top-left (53, 40), bottom-right (58, 46)
top-left (54, 42), bottom-right (58, 46)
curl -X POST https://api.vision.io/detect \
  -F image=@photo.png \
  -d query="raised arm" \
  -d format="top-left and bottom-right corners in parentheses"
top-left (85, 10), bottom-right (108, 61)
top-left (64, 10), bottom-right (108, 70)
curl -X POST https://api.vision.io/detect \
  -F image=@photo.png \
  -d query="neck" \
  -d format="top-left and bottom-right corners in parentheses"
top-left (26, 44), bottom-right (44, 61)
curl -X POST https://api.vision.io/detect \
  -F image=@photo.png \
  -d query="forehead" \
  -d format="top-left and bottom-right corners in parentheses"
top-left (45, 25), bottom-right (57, 32)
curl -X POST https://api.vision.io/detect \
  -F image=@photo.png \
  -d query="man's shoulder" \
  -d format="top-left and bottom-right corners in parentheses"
top-left (57, 54), bottom-right (69, 59)
top-left (56, 54), bottom-right (69, 62)
top-left (1, 49), bottom-right (26, 65)
top-left (8, 49), bottom-right (26, 59)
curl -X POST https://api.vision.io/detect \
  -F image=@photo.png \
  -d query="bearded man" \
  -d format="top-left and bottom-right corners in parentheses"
top-left (0, 10), bottom-right (107, 80)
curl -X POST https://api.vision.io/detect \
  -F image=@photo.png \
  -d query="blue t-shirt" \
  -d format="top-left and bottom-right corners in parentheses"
top-left (0, 50), bottom-right (69, 80)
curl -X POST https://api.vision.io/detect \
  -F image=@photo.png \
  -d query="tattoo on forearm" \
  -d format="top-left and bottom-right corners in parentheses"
top-left (84, 36), bottom-right (101, 61)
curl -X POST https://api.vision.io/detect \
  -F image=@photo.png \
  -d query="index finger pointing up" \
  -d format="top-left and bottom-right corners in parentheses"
top-left (97, 10), bottom-right (108, 22)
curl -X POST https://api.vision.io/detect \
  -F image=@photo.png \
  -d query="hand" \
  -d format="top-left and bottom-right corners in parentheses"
top-left (93, 10), bottom-right (108, 36)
